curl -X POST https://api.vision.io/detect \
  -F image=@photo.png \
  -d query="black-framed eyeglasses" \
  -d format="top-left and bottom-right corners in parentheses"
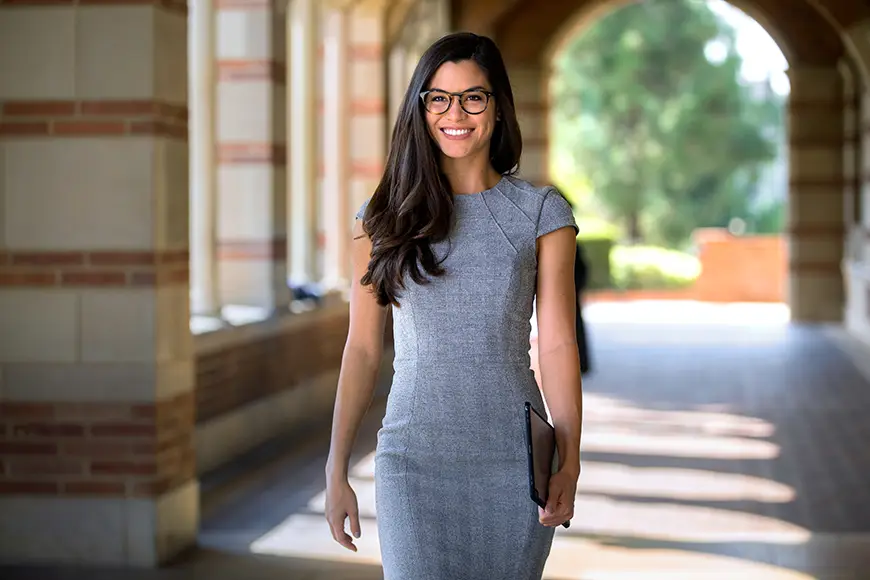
top-left (420, 89), bottom-right (494, 115)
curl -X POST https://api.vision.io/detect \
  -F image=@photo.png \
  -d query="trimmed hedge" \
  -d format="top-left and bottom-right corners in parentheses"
top-left (610, 245), bottom-right (701, 290)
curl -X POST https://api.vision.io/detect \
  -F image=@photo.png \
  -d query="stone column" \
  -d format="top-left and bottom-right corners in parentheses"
top-left (0, 0), bottom-right (197, 566)
top-left (388, 46), bottom-right (408, 138)
top-left (322, 5), bottom-right (352, 289)
top-left (787, 66), bottom-right (846, 322)
top-left (348, 4), bottom-right (388, 226)
top-left (190, 0), bottom-right (220, 317)
top-left (215, 0), bottom-right (289, 310)
top-left (843, 20), bottom-right (870, 343)
top-left (289, 0), bottom-right (318, 289)
top-left (510, 65), bottom-right (549, 185)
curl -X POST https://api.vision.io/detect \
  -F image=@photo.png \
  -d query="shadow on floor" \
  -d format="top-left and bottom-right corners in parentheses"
top-left (4, 308), bottom-right (870, 579)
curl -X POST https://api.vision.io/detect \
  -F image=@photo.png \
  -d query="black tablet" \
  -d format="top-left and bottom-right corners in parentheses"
top-left (524, 401), bottom-right (570, 529)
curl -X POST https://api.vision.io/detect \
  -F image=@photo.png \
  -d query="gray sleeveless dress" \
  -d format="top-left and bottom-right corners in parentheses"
top-left (356, 175), bottom-right (578, 580)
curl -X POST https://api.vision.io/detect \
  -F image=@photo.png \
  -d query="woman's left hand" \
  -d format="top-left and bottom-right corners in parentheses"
top-left (538, 467), bottom-right (578, 527)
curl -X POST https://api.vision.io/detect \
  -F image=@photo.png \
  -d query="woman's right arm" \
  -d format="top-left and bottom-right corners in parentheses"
top-left (325, 217), bottom-right (388, 550)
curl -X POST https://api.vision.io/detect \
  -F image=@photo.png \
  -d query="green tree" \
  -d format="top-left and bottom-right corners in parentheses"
top-left (551, 0), bottom-right (783, 247)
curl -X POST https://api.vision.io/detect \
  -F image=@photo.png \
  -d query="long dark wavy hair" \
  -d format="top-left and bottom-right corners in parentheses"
top-left (359, 32), bottom-right (523, 307)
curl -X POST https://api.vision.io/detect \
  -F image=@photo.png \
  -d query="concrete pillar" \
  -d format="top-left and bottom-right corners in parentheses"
top-left (289, 0), bottom-right (318, 288)
top-left (190, 0), bottom-right (220, 317)
top-left (0, 0), bottom-right (197, 566)
top-left (322, 6), bottom-right (352, 289)
top-left (843, 20), bottom-right (870, 343)
top-left (510, 65), bottom-right (549, 185)
top-left (787, 65), bottom-right (846, 322)
top-left (348, 5), bottom-right (388, 223)
top-left (215, 0), bottom-right (289, 310)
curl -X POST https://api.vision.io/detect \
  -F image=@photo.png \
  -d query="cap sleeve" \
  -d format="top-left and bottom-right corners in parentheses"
top-left (536, 187), bottom-right (578, 238)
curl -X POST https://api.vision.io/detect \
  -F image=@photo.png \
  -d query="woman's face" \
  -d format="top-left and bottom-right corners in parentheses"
top-left (423, 60), bottom-right (498, 162)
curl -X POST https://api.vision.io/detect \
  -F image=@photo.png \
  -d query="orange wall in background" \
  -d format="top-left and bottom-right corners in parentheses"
top-left (587, 230), bottom-right (788, 304)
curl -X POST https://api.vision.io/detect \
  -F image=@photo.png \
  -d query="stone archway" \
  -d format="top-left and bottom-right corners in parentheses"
top-left (453, 0), bottom-right (870, 329)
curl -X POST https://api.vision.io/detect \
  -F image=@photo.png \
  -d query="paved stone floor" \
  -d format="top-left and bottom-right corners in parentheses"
top-left (3, 302), bottom-right (870, 579)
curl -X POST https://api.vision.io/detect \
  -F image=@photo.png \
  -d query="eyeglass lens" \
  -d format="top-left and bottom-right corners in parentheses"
top-left (424, 91), bottom-right (489, 114)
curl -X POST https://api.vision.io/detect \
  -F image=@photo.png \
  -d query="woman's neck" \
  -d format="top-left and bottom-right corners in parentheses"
top-left (441, 155), bottom-right (501, 195)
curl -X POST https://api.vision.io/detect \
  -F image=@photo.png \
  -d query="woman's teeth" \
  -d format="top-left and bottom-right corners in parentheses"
top-left (443, 128), bottom-right (471, 136)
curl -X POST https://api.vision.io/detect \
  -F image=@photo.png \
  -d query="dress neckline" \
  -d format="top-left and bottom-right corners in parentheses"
top-left (452, 175), bottom-right (505, 198)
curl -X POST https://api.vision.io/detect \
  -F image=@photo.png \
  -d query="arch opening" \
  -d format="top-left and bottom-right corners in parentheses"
top-left (546, 0), bottom-right (796, 311)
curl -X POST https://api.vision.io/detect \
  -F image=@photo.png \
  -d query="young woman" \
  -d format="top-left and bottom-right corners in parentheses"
top-left (325, 32), bottom-right (584, 579)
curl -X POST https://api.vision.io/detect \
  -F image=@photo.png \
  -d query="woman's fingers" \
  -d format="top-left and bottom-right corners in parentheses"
top-left (349, 503), bottom-right (362, 539)
top-left (328, 511), bottom-right (358, 552)
top-left (539, 484), bottom-right (574, 527)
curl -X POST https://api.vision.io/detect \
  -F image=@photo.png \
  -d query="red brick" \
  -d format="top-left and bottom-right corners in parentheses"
top-left (88, 251), bottom-right (156, 266)
top-left (23, 253), bottom-right (92, 269)
top-left (79, 100), bottom-right (156, 116)
top-left (3, 100), bottom-right (76, 116)
top-left (217, 59), bottom-right (274, 82)
top-left (90, 423), bottom-right (155, 438)
top-left (0, 402), bottom-right (55, 419)
top-left (350, 99), bottom-right (385, 115)
top-left (0, 122), bottom-right (50, 135)
top-left (62, 442), bottom-right (132, 458)
top-left (61, 271), bottom-right (127, 286)
top-left (0, 0), bottom-right (74, 5)
top-left (164, 268), bottom-right (189, 284)
top-left (350, 160), bottom-right (383, 179)
top-left (7, 458), bottom-right (84, 476)
top-left (0, 481), bottom-right (58, 494)
top-left (159, 249), bottom-right (190, 264)
top-left (63, 481), bottom-right (125, 495)
top-left (12, 423), bottom-right (85, 438)
top-left (349, 43), bottom-right (382, 60)
top-left (0, 272), bottom-right (57, 286)
top-left (0, 442), bottom-right (57, 455)
top-left (92, 461), bottom-right (157, 476)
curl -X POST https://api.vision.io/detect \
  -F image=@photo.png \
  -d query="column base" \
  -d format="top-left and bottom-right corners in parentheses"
top-left (0, 480), bottom-right (199, 567)
top-left (789, 272), bottom-right (845, 322)
top-left (844, 260), bottom-right (870, 344)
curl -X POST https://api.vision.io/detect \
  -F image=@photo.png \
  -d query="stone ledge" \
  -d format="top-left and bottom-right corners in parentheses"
top-left (0, 480), bottom-right (198, 567)
top-left (193, 300), bottom-right (350, 356)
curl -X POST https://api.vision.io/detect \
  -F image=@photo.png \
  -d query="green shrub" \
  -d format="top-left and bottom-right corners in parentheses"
top-left (575, 216), bottom-right (620, 290)
top-left (610, 245), bottom-right (701, 290)
top-left (577, 237), bottom-right (614, 290)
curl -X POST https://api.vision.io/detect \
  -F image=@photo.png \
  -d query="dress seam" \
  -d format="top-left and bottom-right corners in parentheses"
top-left (480, 190), bottom-right (519, 255)
top-left (402, 298), bottom-right (423, 560)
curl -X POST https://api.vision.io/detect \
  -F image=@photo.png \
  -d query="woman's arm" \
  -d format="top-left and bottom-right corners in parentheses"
top-left (325, 218), bottom-right (389, 483)
top-left (535, 226), bottom-right (584, 478)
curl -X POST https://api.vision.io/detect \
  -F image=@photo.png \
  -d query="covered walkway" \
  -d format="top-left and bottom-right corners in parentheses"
top-left (1, 0), bottom-right (870, 574)
top-left (4, 303), bottom-right (869, 578)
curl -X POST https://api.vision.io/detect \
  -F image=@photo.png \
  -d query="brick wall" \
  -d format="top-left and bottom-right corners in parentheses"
top-left (588, 231), bottom-right (788, 304)
top-left (192, 302), bottom-right (394, 474)
top-left (0, 391), bottom-right (194, 497)
top-left (693, 232), bottom-right (786, 303)
top-left (196, 307), bottom-right (351, 424)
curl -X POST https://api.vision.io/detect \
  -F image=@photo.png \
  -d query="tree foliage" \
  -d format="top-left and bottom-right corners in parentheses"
top-left (551, 0), bottom-right (785, 247)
